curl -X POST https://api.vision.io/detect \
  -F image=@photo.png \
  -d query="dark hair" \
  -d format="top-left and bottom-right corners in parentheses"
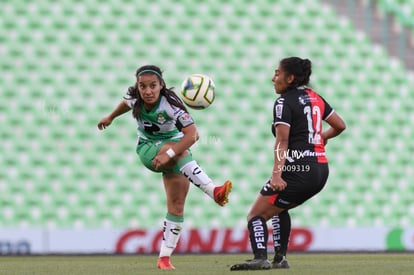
top-left (279, 57), bottom-right (312, 88)
top-left (125, 65), bottom-right (188, 119)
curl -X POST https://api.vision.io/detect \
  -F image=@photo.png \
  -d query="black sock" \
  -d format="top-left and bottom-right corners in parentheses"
top-left (247, 216), bottom-right (268, 259)
top-left (271, 210), bottom-right (291, 261)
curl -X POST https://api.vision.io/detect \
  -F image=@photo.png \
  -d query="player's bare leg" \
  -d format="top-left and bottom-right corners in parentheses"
top-left (157, 173), bottom-right (189, 270)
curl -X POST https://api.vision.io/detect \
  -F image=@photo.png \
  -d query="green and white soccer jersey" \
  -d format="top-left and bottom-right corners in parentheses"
top-left (125, 95), bottom-right (194, 141)
top-left (125, 95), bottom-right (195, 174)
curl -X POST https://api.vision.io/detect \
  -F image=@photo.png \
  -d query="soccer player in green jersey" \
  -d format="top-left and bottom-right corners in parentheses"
top-left (98, 65), bottom-right (232, 270)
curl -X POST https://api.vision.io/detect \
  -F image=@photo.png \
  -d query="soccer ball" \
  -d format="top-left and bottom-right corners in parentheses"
top-left (180, 74), bottom-right (216, 110)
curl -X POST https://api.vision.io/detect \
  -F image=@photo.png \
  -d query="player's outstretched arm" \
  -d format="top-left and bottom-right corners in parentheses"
top-left (97, 100), bottom-right (131, 130)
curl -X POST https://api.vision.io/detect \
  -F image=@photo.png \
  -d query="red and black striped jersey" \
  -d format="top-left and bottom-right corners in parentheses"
top-left (272, 86), bottom-right (334, 163)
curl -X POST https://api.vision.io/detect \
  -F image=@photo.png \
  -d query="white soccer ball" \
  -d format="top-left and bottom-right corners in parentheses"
top-left (180, 74), bottom-right (216, 110)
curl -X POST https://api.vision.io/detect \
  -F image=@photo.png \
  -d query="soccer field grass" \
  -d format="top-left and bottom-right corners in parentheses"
top-left (1, 253), bottom-right (413, 275)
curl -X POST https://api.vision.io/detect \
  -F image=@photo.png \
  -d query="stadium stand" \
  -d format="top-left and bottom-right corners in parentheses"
top-left (377, 0), bottom-right (414, 28)
top-left (1, 0), bottom-right (413, 229)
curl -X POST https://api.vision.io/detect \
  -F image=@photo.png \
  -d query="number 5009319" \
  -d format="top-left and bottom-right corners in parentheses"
top-left (277, 164), bottom-right (310, 172)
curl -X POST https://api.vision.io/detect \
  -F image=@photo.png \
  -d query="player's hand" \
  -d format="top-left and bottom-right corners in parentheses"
top-left (270, 175), bottom-right (287, 191)
top-left (152, 153), bottom-right (171, 170)
top-left (321, 133), bottom-right (329, 146)
top-left (97, 116), bottom-right (113, 130)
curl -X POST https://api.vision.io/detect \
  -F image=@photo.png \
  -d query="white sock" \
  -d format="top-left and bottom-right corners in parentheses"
top-left (159, 217), bottom-right (183, 258)
top-left (180, 160), bottom-right (216, 199)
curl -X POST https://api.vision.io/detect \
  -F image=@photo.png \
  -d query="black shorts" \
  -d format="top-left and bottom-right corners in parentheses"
top-left (260, 162), bottom-right (329, 209)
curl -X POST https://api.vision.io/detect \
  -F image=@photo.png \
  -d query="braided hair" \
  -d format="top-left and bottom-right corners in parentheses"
top-left (125, 65), bottom-right (188, 119)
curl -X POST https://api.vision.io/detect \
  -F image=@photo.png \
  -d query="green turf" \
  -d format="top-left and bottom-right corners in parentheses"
top-left (0, 253), bottom-right (413, 275)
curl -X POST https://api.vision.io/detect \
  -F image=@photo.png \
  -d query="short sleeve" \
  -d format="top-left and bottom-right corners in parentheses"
top-left (273, 97), bottom-right (292, 127)
top-left (320, 96), bottom-right (334, 120)
top-left (124, 97), bottom-right (137, 108)
top-left (170, 105), bottom-right (194, 130)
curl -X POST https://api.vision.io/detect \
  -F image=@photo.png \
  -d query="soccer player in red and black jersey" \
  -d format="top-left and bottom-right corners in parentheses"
top-left (231, 57), bottom-right (346, 271)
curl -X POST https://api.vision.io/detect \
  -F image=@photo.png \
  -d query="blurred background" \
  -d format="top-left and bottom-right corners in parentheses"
top-left (1, 0), bottom-right (414, 254)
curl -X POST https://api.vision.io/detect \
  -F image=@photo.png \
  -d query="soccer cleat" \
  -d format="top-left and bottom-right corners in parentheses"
top-left (213, 180), bottom-right (232, 206)
top-left (157, 256), bottom-right (175, 270)
top-left (272, 256), bottom-right (290, 269)
top-left (230, 258), bottom-right (271, 271)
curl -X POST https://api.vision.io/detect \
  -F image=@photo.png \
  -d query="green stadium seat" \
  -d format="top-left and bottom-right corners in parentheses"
top-left (1, 0), bottom-right (413, 229)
